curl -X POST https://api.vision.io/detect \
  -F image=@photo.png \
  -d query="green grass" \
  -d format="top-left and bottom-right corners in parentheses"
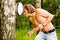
top-left (56, 29), bottom-right (60, 40)
top-left (16, 29), bottom-right (60, 40)
top-left (16, 28), bottom-right (36, 40)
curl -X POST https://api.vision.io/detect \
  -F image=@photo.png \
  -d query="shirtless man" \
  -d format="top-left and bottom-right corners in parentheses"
top-left (23, 4), bottom-right (57, 40)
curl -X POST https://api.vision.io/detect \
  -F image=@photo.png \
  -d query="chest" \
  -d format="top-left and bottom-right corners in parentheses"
top-left (29, 17), bottom-right (39, 25)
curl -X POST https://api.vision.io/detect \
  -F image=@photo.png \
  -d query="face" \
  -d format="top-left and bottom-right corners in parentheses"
top-left (23, 9), bottom-right (29, 16)
top-left (23, 9), bottom-right (35, 17)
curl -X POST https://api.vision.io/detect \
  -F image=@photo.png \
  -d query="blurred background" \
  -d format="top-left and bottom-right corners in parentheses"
top-left (0, 0), bottom-right (60, 40)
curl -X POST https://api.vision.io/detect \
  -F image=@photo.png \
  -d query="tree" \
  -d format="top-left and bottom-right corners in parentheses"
top-left (0, 0), bottom-right (16, 40)
top-left (36, 0), bottom-right (41, 8)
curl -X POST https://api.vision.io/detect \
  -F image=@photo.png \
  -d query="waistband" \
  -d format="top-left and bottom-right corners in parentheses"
top-left (42, 29), bottom-right (55, 34)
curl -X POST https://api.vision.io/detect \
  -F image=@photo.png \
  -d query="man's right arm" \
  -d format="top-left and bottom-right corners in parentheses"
top-left (27, 24), bottom-right (43, 36)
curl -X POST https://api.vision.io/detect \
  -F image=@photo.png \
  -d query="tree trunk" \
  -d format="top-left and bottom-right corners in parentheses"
top-left (0, 1), bottom-right (2, 40)
top-left (1, 0), bottom-right (16, 40)
top-left (36, 0), bottom-right (41, 8)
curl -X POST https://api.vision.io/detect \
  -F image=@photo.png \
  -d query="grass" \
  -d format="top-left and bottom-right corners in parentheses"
top-left (56, 29), bottom-right (60, 40)
top-left (16, 29), bottom-right (60, 40)
top-left (16, 28), bottom-right (36, 40)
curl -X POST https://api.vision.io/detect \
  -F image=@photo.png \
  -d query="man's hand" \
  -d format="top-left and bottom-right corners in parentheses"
top-left (27, 31), bottom-right (33, 36)
top-left (27, 25), bottom-right (39, 36)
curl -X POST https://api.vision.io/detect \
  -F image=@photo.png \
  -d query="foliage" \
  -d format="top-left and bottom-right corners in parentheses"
top-left (16, 0), bottom-right (36, 7)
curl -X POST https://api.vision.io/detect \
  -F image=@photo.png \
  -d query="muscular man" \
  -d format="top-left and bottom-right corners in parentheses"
top-left (23, 4), bottom-right (57, 40)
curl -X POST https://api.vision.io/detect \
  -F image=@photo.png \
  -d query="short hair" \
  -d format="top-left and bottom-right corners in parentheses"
top-left (24, 4), bottom-right (36, 13)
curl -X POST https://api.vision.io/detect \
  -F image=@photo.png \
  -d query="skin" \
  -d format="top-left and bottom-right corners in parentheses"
top-left (23, 8), bottom-right (55, 36)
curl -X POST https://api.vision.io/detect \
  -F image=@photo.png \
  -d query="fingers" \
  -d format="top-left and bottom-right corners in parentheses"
top-left (27, 31), bottom-right (33, 36)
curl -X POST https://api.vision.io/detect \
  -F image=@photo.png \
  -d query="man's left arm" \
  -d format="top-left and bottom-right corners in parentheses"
top-left (42, 14), bottom-right (54, 26)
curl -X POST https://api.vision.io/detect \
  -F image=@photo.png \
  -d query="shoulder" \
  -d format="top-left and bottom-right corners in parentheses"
top-left (40, 8), bottom-right (52, 15)
top-left (37, 8), bottom-right (50, 14)
top-left (36, 8), bottom-right (54, 17)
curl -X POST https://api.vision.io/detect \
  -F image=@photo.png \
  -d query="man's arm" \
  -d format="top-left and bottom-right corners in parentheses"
top-left (27, 24), bottom-right (43, 36)
top-left (43, 14), bottom-right (54, 26)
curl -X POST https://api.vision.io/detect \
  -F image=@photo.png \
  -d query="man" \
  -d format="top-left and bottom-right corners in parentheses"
top-left (23, 4), bottom-right (57, 40)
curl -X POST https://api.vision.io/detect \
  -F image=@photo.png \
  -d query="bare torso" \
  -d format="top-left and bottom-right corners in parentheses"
top-left (29, 9), bottom-right (55, 32)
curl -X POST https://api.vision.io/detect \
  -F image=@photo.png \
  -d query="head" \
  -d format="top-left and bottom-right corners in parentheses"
top-left (23, 4), bottom-right (36, 16)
